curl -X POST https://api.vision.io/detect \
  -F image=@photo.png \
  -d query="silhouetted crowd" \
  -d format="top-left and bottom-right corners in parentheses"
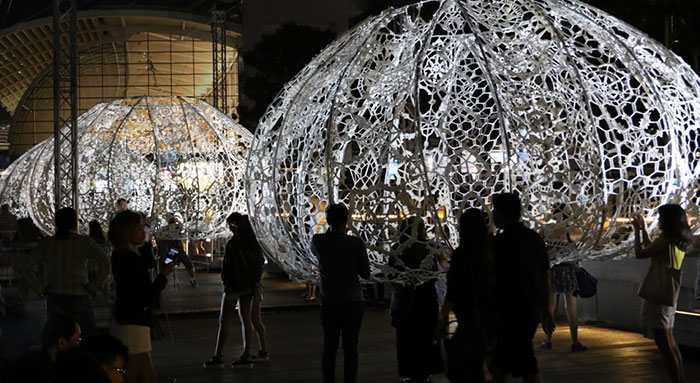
top-left (0, 191), bottom-right (699, 383)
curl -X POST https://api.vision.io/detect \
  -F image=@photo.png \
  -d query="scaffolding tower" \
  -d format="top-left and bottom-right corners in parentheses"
top-left (53, 0), bottom-right (79, 213)
top-left (211, 9), bottom-right (228, 115)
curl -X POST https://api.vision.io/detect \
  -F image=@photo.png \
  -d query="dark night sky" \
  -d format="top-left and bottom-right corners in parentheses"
top-left (0, 0), bottom-right (698, 122)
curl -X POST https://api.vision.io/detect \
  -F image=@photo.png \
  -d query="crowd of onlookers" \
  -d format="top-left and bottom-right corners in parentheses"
top-left (0, 191), bottom-right (698, 383)
top-left (306, 193), bottom-right (700, 383)
top-left (0, 199), bottom-right (266, 383)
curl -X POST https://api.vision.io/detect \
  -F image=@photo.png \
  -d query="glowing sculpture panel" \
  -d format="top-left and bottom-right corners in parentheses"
top-left (1, 96), bottom-right (251, 239)
top-left (247, 0), bottom-right (700, 283)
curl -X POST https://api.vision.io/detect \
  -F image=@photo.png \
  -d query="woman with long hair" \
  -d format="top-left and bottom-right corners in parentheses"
top-left (108, 211), bottom-right (174, 383)
top-left (204, 213), bottom-right (267, 368)
top-left (633, 204), bottom-right (699, 383)
top-left (439, 208), bottom-right (494, 383)
top-left (389, 216), bottom-right (443, 383)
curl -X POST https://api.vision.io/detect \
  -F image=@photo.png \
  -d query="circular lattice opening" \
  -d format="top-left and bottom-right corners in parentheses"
top-left (247, 0), bottom-right (700, 283)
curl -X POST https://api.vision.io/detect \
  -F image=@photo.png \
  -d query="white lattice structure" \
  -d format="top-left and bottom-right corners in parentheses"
top-left (0, 96), bottom-right (251, 239)
top-left (247, 0), bottom-right (700, 283)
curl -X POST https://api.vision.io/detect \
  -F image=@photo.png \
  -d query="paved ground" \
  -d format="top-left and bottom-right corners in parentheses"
top-left (0, 269), bottom-right (318, 359)
top-left (3, 268), bottom-right (700, 382)
top-left (150, 311), bottom-right (700, 383)
top-left (155, 268), bottom-right (320, 316)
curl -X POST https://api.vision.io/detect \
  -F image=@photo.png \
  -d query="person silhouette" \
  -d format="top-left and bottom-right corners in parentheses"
top-left (489, 193), bottom-right (554, 383)
top-left (633, 204), bottom-right (700, 383)
top-left (389, 216), bottom-right (443, 382)
top-left (311, 203), bottom-right (370, 383)
top-left (440, 208), bottom-right (494, 382)
top-left (204, 213), bottom-right (268, 368)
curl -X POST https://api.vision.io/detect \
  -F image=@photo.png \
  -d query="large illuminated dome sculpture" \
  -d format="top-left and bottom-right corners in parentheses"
top-left (247, 0), bottom-right (700, 283)
top-left (0, 96), bottom-right (251, 239)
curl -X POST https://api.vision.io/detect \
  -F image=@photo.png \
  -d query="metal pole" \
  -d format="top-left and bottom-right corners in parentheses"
top-left (52, 0), bottom-right (79, 217)
top-left (211, 9), bottom-right (227, 115)
top-left (52, 0), bottom-right (61, 214)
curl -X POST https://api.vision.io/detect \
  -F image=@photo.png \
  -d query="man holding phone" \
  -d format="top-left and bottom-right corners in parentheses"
top-left (158, 215), bottom-right (198, 287)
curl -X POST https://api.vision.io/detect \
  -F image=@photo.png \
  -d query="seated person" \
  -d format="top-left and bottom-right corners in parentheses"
top-left (6, 311), bottom-right (81, 382)
top-left (158, 214), bottom-right (197, 287)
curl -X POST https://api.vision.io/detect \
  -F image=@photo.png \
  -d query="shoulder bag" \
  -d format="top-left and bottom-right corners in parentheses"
top-left (638, 244), bottom-right (682, 307)
top-left (573, 267), bottom-right (597, 298)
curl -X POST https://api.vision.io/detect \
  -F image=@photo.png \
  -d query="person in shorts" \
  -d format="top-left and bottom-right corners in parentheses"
top-left (109, 210), bottom-right (174, 383)
top-left (541, 259), bottom-right (587, 352)
top-left (633, 204), bottom-right (700, 383)
top-left (204, 213), bottom-right (267, 368)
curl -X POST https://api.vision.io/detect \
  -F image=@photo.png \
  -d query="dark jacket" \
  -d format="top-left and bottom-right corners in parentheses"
top-left (492, 222), bottom-right (549, 322)
top-left (311, 232), bottom-right (370, 304)
top-left (446, 244), bottom-right (494, 329)
top-left (389, 243), bottom-right (439, 326)
top-left (221, 233), bottom-right (264, 293)
top-left (111, 248), bottom-right (168, 326)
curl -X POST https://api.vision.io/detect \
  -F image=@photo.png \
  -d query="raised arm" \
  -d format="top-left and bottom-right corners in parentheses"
top-left (632, 214), bottom-right (664, 259)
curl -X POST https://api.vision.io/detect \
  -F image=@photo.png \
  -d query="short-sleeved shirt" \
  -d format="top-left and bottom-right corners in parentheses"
top-left (650, 236), bottom-right (685, 271)
top-left (311, 232), bottom-right (370, 304)
top-left (492, 222), bottom-right (549, 322)
top-left (23, 233), bottom-right (110, 296)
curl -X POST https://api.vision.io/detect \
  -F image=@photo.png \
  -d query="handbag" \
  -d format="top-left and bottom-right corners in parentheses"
top-left (638, 245), bottom-right (682, 307)
top-left (573, 267), bottom-right (597, 298)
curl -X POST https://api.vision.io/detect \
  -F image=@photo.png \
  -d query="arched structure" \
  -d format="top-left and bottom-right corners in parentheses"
top-left (0, 9), bottom-right (242, 157)
top-left (0, 96), bottom-right (251, 239)
top-left (247, 0), bottom-right (700, 283)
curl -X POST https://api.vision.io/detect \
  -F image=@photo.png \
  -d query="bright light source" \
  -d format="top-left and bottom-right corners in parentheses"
top-left (247, 0), bottom-right (700, 283)
top-left (1, 96), bottom-right (252, 240)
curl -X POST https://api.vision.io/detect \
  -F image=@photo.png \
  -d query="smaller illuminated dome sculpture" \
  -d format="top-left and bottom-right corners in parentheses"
top-left (0, 96), bottom-right (251, 239)
top-left (247, 0), bottom-right (700, 283)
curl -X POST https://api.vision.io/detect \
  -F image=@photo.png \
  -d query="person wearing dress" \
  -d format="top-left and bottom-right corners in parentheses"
top-left (389, 217), bottom-right (443, 383)
top-left (633, 204), bottom-right (700, 383)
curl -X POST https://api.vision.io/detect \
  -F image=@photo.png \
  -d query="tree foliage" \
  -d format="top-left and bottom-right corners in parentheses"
top-left (238, 1), bottom-right (700, 131)
top-left (238, 23), bottom-right (336, 131)
top-left (586, 0), bottom-right (700, 71)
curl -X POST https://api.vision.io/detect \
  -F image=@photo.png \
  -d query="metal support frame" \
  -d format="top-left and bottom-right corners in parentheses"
top-left (53, 0), bottom-right (79, 214)
top-left (211, 10), bottom-right (227, 115)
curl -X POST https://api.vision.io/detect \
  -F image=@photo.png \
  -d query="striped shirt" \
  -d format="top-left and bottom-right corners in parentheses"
top-left (21, 232), bottom-right (110, 296)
